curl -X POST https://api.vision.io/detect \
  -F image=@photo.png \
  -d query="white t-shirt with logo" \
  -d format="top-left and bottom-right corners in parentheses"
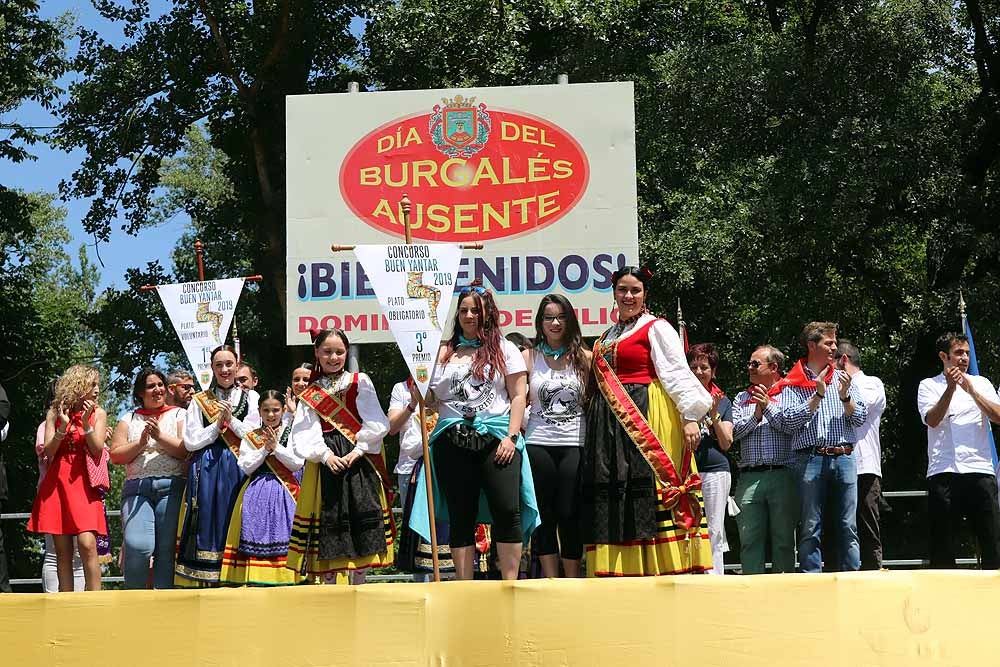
top-left (525, 351), bottom-right (585, 447)
top-left (918, 373), bottom-right (1000, 477)
top-left (430, 339), bottom-right (527, 422)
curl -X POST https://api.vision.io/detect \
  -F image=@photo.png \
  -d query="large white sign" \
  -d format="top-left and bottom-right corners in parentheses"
top-left (353, 243), bottom-right (463, 397)
top-left (286, 82), bottom-right (638, 344)
top-left (156, 278), bottom-right (246, 389)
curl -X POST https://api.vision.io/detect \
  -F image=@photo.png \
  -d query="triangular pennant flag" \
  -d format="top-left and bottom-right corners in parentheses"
top-left (156, 278), bottom-right (246, 390)
top-left (353, 243), bottom-right (463, 398)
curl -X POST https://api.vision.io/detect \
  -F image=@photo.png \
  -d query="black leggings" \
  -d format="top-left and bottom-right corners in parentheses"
top-left (526, 445), bottom-right (583, 559)
top-left (433, 427), bottom-right (522, 548)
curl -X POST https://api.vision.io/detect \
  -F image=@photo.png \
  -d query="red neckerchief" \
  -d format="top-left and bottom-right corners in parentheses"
top-left (135, 405), bottom-right (178, 418)
top-left (740, 375), bottom-right (785, 405)
top-left (707, 382), bottom-right (725, 399)
top-left (780, 359), bottom-right (833, 389)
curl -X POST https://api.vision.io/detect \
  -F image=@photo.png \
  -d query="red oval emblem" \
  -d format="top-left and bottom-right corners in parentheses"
top-left (339, 98), bottom-right (590, 242)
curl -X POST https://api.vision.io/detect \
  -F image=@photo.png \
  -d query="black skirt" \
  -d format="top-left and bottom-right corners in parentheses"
top-left (317, 430), bottom-right (386, 561)
top-left (581, 383), bottom-right (659, 544)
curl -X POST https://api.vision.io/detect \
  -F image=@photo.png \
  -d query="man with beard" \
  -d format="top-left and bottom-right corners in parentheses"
top-left (918, 332), bottom-right (1000, 569)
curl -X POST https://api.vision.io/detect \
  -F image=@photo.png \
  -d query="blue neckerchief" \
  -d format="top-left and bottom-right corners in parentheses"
top-left (457, 335), bottom-right (482, 348)
top-left (537, 341), bottom-right (567, 360)
top-left (409, 412), bottom-right (540, 546)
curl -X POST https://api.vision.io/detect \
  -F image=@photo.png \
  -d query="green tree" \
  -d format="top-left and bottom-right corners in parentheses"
top-left (0, 0), bottom-right (67, 233)
top-left (56, 0), bottom-right (380, 389)
top-left (1, 193), bottom-right (106, 586)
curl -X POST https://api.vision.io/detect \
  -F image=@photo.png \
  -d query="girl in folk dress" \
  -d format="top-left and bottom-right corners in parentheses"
top-left (287, 329), bottom-right (395, 584)
top-left (220, 390), bottom-right (304, 586)
top-left (175, 345), bottom-right (261, 586)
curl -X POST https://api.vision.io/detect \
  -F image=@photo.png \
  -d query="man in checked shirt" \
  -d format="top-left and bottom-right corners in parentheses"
top-left (770, 322), bottom-right (868, 573)
top-left (732, 345), bottom-right (798, 574)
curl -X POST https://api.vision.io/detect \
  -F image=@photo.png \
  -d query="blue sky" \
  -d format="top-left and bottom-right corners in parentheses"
top-left (4, 2), bottom-right (368, 292)
top-left (0, 2), bottom-right (194, 290)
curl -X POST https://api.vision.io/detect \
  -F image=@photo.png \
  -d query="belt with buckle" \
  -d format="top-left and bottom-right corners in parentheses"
top-left (814, 445), bottom-right (854, 456)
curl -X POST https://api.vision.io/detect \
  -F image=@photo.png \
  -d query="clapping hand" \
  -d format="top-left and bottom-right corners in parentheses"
top-left (750, 384), bottom-right (770, 406)
top-left (82, 399), bottom-right (98, 422)
top-left (144, 417), bottom-right (161, 441)
top-left (56, 401), bottom-right (70, 431)
top-left (284, 386), bottom-right (297, 414)
top-left (263, 426), bottom-right (279, 452)
top-left (837, 372), bottom-right (852, 401)
top-left (217, 400), bottom-right (233, 425)
top-left (814, 367), bottom-right (830, 398)
top-left (945, 366), bottom-right (967, 391)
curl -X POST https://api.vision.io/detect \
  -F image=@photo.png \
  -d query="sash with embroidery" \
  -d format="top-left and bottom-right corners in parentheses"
top-left (592, 328), bottom-right (703, 533)
top-left (299, 374), bottom-right (396, 508)
top-left (244, 426), bottom-right (299, 502)
top-left (192, 388), bottom-right (248, 458)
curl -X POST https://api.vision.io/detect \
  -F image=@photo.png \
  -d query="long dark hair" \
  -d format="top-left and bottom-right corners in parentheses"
top-left (442, 283), bottom-right (506, 380)
top-left (531, 294), bottom-right (589, 384)
top-left (311, 328), bottom-right (350, 381)
top-left (131, 367), bottom-right (168, 408)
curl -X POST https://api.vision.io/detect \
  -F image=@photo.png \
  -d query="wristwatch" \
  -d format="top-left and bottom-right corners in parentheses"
top-left (507, 432), bottom-right (519, 440)
top-left (840, 395), bottom-right (851, 403)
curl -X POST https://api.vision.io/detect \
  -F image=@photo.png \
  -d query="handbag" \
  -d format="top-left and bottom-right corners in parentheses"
top-left (86, 446), bottom-right (111, 495)
top-left (448, 422), bottom-right (497, 452)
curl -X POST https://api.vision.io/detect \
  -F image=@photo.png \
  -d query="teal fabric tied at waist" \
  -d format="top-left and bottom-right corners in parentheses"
top-left (409, 412), bottom-right (541, 546)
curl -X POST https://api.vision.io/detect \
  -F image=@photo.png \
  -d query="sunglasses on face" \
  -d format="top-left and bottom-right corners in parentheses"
top-left (747, 360), bottom-right (767, 369)
top-left (170, 383), bottom-right (196, 391)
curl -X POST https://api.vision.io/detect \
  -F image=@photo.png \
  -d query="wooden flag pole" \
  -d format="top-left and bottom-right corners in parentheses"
top-left (400, 194), bottom-right (442, 582)
top-left (138, 239), bottom-right (263, 291)
top-left (330, 201), bottom-right (486, 582)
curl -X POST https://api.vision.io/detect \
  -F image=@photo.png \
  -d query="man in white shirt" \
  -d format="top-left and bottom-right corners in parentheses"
top-left (837, 340), bottom-right (887, 570)
top-left (917, 332), bottom-right (1000, 569)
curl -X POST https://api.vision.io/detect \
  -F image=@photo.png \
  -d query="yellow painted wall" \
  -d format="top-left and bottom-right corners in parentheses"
top-left (0, 572), bottom-right (989, 666)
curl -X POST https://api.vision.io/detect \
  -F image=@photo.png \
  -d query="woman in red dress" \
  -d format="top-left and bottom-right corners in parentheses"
top-left (28, 365), bottom-right (109, 591)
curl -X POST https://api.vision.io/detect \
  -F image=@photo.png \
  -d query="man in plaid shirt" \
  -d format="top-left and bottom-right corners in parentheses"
top-left (771, 322), bottom-right (868, 573)
top-left (732, 345), bottom-right (798, 574)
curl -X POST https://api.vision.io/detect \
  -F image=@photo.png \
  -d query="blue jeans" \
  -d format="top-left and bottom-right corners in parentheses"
top-left (121, 476), bottom-right (186, 589)
top-left (796, 452), bottom-right (859, 573)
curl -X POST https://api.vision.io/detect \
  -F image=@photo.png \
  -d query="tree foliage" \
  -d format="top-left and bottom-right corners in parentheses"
top-left (47, 0), bottom-right (1000, 565)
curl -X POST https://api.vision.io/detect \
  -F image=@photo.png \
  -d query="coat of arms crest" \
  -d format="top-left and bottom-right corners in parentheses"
top-left (428, 95), bottom-right (491, 158)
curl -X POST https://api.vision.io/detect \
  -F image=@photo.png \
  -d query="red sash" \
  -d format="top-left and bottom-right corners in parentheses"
top-left (299, 375), bottom-right (396, 508)
top-left (244, 427), bottom-right (300, 502)
top-left (192, 390), bottom-right (242, 458)
top-left (593, 332), bottom-right (703, 533)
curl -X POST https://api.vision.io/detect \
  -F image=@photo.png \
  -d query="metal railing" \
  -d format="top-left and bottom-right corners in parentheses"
top-left (0, 489), bottom-right (971, 586)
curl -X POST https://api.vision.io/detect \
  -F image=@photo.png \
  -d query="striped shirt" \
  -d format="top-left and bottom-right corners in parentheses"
top-left (731, 391), bottom-right (797, 467)
top-left (772, 367), bottom-right (868, 450)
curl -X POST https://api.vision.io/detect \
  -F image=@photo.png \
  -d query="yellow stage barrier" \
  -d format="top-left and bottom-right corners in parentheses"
top-left (0, 572), bottom-right (991, 665)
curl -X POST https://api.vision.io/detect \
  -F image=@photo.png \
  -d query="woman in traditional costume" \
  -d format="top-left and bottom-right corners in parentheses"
top-left (410, 283), bottom-right (539, 581)
top-left (175, 345), bottom-right (260, 586)
top-left (28, 365), bottom-right (109, 591)
top-left (287, 329), bottom-right (395, 584)
top-left (110, 368), bottom-right (187, 589)
top-left (220, 390), bottom-right (304, 586)
top-left (581, 266), bottom-right (713, 576)
top-left (524, 294), bottom-right (590, 578)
